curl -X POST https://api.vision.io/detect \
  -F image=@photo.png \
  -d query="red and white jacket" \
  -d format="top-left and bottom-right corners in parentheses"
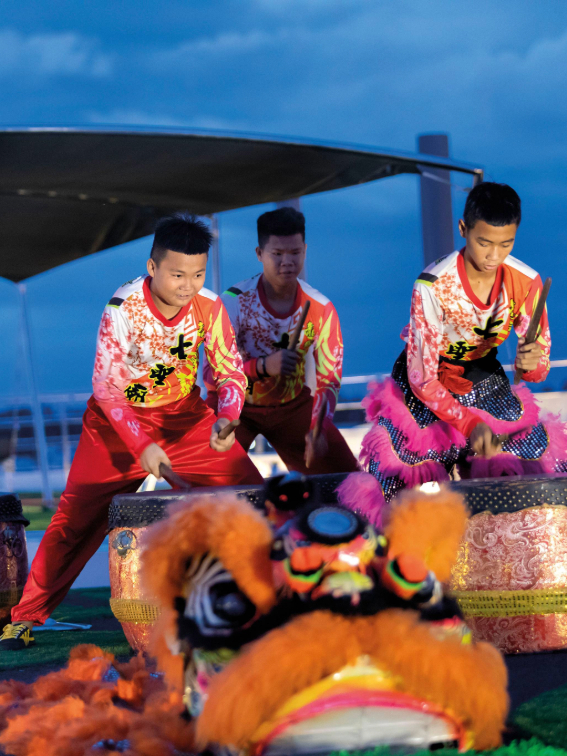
top-left (404, 250), bottom-right (550, 437)
top-left (92, 275), bottom-right (247, 456)
top-left (205, 274), bottom-right (343, 430)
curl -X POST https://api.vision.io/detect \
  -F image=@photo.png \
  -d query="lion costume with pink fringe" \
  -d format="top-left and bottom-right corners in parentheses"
top-left (360, 249), bottom-right (567, 506)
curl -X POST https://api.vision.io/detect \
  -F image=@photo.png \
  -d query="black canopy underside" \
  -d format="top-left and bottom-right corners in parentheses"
top-left (0, 128), bottom-right (482, 281)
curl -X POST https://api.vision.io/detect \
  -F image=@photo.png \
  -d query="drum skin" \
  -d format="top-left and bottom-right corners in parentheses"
top-left (450, 476), bottom-right (567, 653)
top-left (0, 493), bottom-right (29, 631)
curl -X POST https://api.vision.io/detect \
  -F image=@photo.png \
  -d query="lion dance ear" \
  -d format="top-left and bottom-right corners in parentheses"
top-left (140, 494), bottom-right (277, 688)
top-left (384, 487), bottom-right (469, 583)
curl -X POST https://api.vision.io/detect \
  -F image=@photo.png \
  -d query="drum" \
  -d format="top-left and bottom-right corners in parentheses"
top-left (449, 475), bottom-right (567, 654)
top-left (108, 474), bottom-right (350, 652)
top-left (0, 492), bottom-right (30, 630)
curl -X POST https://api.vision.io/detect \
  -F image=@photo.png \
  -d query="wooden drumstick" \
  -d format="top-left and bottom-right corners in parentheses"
top-left (158, 463), bottom-right (192, 491)
top-left (305, 395), bottom-right (328, 469)
top-left (288, 301), bottom-right (311, 351)
top-left (492, 425), bottom-right (533, 447)
top-left (514, 277), bottom-right (551, 385)
top-left (217, 418), bottom-right (240, 440)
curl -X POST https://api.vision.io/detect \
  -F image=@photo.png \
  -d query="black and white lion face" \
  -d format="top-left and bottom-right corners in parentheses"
top-left (175, 553), bottom-right (257, 647)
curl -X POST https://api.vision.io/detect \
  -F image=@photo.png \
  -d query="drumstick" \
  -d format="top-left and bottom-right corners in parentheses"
top-left (492, 425), bottom-right (532, 446)
top-left (514, 277), bottom-right (551, 385)
top-left (158, 463), bottom-right (192, 491)
top-left (305, 395), bottom-right (328, 469)
top-left (288, 301), bottom-right (311, 351)
top-left (218, 418), bottom-right (240, 440)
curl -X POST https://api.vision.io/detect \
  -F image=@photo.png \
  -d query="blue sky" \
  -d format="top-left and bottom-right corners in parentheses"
top-left (1, 0), bottom-right (567, 397)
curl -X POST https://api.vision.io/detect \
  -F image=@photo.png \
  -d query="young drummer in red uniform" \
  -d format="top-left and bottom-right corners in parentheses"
top-left (206, 207), bottom-right (358, 475)
top-left (1, 213), bottom-right (262, 650)
top-left (361, 183), bottom-right (567, 510)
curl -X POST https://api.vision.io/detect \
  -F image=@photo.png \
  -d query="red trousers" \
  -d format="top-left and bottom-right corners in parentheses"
top-left (212, 388), bottom-right (359, 476)
top-left (13, 391), bottom-right (262, 625)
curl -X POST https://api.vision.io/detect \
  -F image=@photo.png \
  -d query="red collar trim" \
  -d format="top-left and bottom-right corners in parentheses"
top-left (457, 249), bottom-right (503, 311)
top-left (143, 276), bottom-right (192, 327)
top-left (257, 275), bottom-right (302, 319)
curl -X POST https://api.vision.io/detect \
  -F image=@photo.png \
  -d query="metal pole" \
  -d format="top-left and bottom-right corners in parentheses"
top-left (211, 214), bottom-right (221, 294)
top-left (17, 283), bottom-right (54, 507)
top-left (417, 133), bottom-right (454, 267)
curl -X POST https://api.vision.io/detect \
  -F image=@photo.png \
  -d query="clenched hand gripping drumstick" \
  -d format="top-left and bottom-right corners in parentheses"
top-left (158, 463), bottom-right (192, 491)
top-left (158, 421), bottom-right (240, 488)
top-left (288, 301), bottom-right (311, 352)
top-left (217, 418), bottom-right (240, 440)
top-left (305, 394), bottom-right (328, 469)
top-left (513, 277), bottom-right (551, 385)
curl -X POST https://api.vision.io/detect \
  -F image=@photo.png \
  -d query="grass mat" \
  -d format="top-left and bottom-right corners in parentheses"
top-left (513, 685), bottom-right (567, 749)
top-left (22, 507), bottom-right (54, 531)
top-left (328, 738), bottom-right (567, 756)
top-left (0, 588), bottom-right (130, 672)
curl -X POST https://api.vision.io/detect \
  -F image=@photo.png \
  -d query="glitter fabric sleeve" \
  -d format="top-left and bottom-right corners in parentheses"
top-left (204, 297), bottom-right (247, 423)
top-left (513, 274), bottom-right (551, 383)
top-left (92, 306), bottom-right (153, 457)
top-left (406, 282), bottom-right (483, 437)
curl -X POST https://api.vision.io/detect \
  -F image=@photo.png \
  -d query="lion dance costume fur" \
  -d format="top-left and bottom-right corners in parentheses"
top-left (143, 474), bottom-right (508, 755)
top-left (0, 474), bottom-right (508, 756)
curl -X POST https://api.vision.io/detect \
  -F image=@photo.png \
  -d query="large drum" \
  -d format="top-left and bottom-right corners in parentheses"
top-left (108, 474), bottom-right (348, 653)
top-left (449, 475), bottom-right (567, 654)
top-left (0, 492), bottom-right (29, 630)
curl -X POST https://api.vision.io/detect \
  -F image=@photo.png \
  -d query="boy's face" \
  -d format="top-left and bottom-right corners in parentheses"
top-left (147, 249), bottom-right (207, 307)
top-left (459, 219), bottom-right (518, 274)
top-left (256, 233), bottom-right (306, 287)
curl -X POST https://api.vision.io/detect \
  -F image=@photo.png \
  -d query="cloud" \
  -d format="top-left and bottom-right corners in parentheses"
top-left (85, 108), bottom-right (249, 132)
top-left (0, 29), bottom-right (112, 78)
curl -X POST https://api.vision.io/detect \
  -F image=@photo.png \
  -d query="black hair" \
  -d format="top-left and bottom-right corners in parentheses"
top-left (463, 182), bottom-right (521, 229)
top-left (257, 207), bottom-right (305, 248)
top-left (150, 212), bottom-right (212, 264)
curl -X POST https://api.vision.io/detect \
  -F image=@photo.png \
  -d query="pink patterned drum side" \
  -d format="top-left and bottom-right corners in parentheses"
top-left (450, 506), bottom-right (567, 653)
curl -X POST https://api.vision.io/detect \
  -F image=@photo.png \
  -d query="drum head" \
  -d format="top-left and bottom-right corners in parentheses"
top-left (451, 474), bottom-right (567, 515)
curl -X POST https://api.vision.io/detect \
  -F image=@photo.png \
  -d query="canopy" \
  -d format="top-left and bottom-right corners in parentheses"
top-left (0, 128), bottom-right (483, 281)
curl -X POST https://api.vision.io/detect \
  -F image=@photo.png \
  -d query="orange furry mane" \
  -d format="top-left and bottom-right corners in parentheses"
top-left (384, 486), bottom-right (469, 582)
top-left (140, 493), bottom-right (277, 687)
top-left (196, 609), bottom-right (507, 752)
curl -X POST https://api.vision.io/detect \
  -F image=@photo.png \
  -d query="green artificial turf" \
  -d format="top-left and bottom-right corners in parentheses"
top-left (0, 588), bottom-right (131, 672)
top-left (513, 685), bottom-right (567, 749)
top-left (22, 507), bottom-right (54, 531)
top-left (328, 738), bottom-right (567, 756)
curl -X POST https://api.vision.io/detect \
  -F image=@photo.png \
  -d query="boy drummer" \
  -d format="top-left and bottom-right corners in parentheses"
top-left (361, 182), bottom-right (561, 508)
top-left (206, 207), bottom-right (358, 475)
top-left (1, 213), bottom-right (262, 650)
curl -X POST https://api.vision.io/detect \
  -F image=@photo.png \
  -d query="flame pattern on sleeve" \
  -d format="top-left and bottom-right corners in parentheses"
top-left (204, 297), bottom-right (247, 423)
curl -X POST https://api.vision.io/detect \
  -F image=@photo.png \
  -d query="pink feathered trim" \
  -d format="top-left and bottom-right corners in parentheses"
top-left (361, 380), bottom-right (465, 462)
top-left (539, 412), bottom-right (567, 472)
top-left (467, 383), bottom-right (540, 435)
top-left (468, 454), bottom-right (530, 478)
top-left (361, 379), bottom-right (548, 467)
top-left (335, 472), bottom-right (386, 528)
top-left (360, 425), bottom-right (450, 488)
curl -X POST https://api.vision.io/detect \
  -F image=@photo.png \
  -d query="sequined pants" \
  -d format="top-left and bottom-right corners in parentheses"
top-left (367, 351), bottom-right (557, 502)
